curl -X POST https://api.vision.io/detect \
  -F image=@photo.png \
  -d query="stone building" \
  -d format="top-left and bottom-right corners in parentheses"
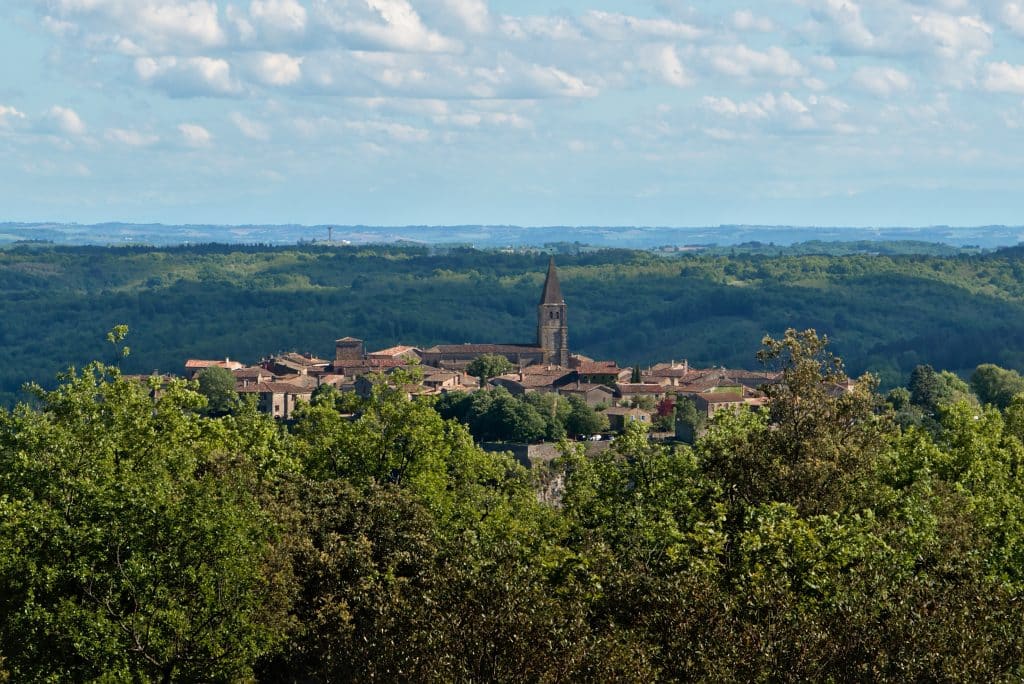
top-left (419, 256), bottom-right (571, 368)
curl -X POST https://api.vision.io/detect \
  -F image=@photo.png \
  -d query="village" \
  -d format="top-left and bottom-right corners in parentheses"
top-left (173, 258), bottom-right (785, 442)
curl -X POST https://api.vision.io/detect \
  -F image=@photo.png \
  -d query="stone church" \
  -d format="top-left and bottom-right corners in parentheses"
top-left (417, 257), bottom-right (570, 367)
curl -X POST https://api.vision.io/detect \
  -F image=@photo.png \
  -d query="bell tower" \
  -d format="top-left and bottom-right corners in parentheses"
top-left (537, 257), bottom-right (569, 366)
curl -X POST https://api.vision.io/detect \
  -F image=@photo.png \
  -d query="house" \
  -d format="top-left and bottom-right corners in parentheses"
top-left (491, 367), bottom-right (577, 395)
top-left (265, 352), bottom-right (330, 377)
top-left (334, 337), bottom-right (365, 363)
top-left (422, 369), bottom-right (465, 391)
top-left (572, 360), bottom-right (632, 385)
top-left (237, 382), bottom-right (312, 420)
top-left (184, 358), bottom-right (244, 379)
top-left (558, 381), bottom-right (616, 407)
top-left (616, 383), bottom-right (669, 403)
top-left (692, 386), bottom-right (769, 419)
top-left (603, 406), bottom-right (652, 432)
top-left (367, 345), bottom-right (423, 361)
top-left (233, 366), bottom-right (274, 387)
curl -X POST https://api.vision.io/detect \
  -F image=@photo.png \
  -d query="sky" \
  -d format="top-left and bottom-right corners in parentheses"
top-left (2, 0), bottom-right (1024, 227)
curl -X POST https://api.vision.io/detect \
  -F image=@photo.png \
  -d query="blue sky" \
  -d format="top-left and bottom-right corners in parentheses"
top-left (2, 0), bottom-right (1024, 227)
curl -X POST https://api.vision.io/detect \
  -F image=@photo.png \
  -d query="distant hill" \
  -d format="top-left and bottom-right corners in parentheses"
top-left (1, 222), bottom-right (1022, 250)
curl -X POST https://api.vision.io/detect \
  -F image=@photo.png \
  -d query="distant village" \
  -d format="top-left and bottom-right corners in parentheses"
top-left (165, 258), bottom-right (791, 439)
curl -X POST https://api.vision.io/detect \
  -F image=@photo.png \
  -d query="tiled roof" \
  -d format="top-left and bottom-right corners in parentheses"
top-left (185, 359), bottom-right (243, 370)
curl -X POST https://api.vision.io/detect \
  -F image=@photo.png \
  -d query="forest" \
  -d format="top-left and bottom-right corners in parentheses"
top-left (3, 328), bottom-right (1024, 680)
top-left (5, 241), bottom-right (1024, 405)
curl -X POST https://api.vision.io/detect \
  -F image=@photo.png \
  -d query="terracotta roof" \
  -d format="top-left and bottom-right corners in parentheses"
top-left (185, 359), bottom-right (243, 370)
top-left (336, 336), bottom-right (363, 343)
top-left (575, 361), bottom-right (623, 374)
top-left (540, 256), bottom-right (564, 305)
top-left (332, 359), bottom-right (408, 371)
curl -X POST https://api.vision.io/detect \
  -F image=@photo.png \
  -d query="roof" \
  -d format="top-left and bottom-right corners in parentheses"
top-left (273, 352), bottom-right (329, 367)
top-left (185, 359), bottom-right (243, 370)
top-left (604, 406), bottom-right (651, 416)
top-left (617, 383), bottom-right (668, 394)
top-left (332, 359), bottom-right (408, 370)
top-left (560, 383), bottom-right (615, 395)
top-left (539, 256), bottom-right (564, 305)
top-left (237, 382), bottom-right (314, 394)
top-left (422, 343), bottom-right (542, 355)
top-left (575, 361), bottom-right (624, 375)
top-left (336, 337), bottom-right (363, 343)
top-left (368, 345), bottom-right (421, 357)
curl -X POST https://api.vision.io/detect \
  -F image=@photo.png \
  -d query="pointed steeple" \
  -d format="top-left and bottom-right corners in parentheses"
top-left (540, 256), bottom-right (563, 305)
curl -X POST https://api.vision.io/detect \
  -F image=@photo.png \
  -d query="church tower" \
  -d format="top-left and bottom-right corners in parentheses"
top-left (538, 257), bottom-right (569, 366)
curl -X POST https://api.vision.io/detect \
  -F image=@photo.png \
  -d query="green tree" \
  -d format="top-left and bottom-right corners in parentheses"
top-left (971, 363), bottom-right (1024, 409)
top-left (466, 354), bottom-right (514, 387)
top-left (196, 364), bottom-right (239, 416)
top-left (0, 363), bottom-right (293, 681)
top-left (564, 395), bottom-right (609, 438)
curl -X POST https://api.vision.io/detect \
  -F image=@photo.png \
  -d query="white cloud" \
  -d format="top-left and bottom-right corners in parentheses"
top-left (643, 45), bottom-right (693, 88)
top-left (732, 10), bottom-right (775, 33)
top-left (983, 61), bottom-right (1024, 93)
top-left (230, 112), bottom-right (271, 140)
top-left (249, 0), bottom-right (307, 40)
top-left (345, 120), bottom-right (430, 142)
top-left (317, 0), bottom-right (462, 53)
top-left (178, 122), bottom-right (213, 146)
top-left (580, 11), bottom-right (702, 41)
top-left (105, 128), bottom-right (159, 146)
top-left (851, 66), bottom-right (912, 96)
top-left (706, 45), bottom-right (804, 79)
top-left (1002, 1), bottom-right (1024, 36)
top-left (525, 64), bottom-right (599, 98)
top-left (252, 52), bottom-right (303, 86)
top-left (442, 0), bottom-right (491, 34)
top-left (499, 15), bottom-right (583, 41)
top-left (44, 0), bottom-right (226, 53)
top-left (135, 56), bottom-right (242, 96)
top-left (0, 105), bottom-right (26, 126)
top-left (46, 106), bottom-right (86, 136)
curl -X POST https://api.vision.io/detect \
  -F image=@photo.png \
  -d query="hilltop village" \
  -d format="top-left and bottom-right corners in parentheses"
top-left (173, 258), bottom-right (784, 438)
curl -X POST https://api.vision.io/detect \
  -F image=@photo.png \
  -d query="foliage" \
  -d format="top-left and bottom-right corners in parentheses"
top-left (12, 243), bottom-right (1024, 405)
top-left (971, 363), bottom-right (1024, 409)
top-left (4, 329), bottom-right (1024, 679)
top-left (196, 364), bottom-right (239, 416)
top-left (466, 354), bottom-right (514, 387)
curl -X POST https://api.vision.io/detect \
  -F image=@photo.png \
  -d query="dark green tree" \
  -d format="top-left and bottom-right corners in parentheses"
top-left (466, 354), bottom-right (514, 387)
top-left (971, 363), bottom-right (1024, 409)
top-left (196, 364), bottom-right (239, 416)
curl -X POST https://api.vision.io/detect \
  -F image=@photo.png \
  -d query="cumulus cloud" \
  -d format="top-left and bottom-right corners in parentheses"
top-left (0, 105), bottom-right (26, 126)
top-left (249, 0), bottom-right (308, 41)
top-left (178, 123), bottom-right (213, 146)
top-left (579, 11), bottom-right (702, 41)
top-left (706, 45), bottom-right (804, 79)
top-left (732, 10), bottom-right (775, 32)
top-left (851, 66), bottom-right (912, 96)
top-left (983, 61), bottom-right (1024, 93)
top-left (251, 52), bottom-right (304, 86)
top-left (230, 112), bottom-right (271, 140)
top-left (105, 128), bottom-right (159, 146)
top-left (135, 56), bottom-right (242, 96)
top-left (316, 0), bottom-right (462, 53)
top-left (42, 0), bottom-right (226, 53)
top-left (442, 0), bottom-right (491, 34)
top-left (46, 106), bottom-right (86, 136)
top-left (642, 45), bottom-right (693, 87)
